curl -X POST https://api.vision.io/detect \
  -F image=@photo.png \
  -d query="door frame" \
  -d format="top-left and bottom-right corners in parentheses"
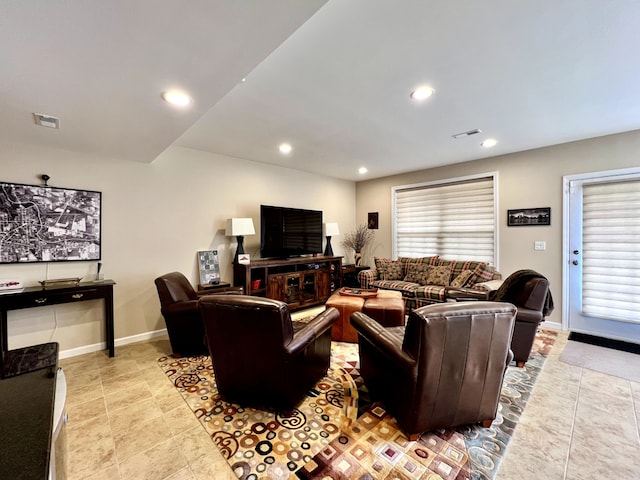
top-left (562, 166), bottom-right (640, 332)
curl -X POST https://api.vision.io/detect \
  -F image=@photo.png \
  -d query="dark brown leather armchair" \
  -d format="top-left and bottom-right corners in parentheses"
top-left (154, 272), bottom-right (244, 357)
top-left (488, 270), bottom-right (554, 367)
top-left (351, 301), bottom-right (516, 440)
top-left (199, 295), bottom-right (339, 412)
top-left (155, 272), bottom-right (207, 357)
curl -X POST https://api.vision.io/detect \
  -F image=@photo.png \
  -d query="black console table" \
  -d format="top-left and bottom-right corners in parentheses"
top-left (0, 280), bottom-right (116, 358)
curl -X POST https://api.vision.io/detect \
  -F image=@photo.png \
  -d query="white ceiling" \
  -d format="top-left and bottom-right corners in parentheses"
top-left (3, 0), bottom-right (640, 181)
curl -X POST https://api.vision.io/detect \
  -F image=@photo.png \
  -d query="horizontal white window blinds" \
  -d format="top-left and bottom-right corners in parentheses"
top-left (582, 179), bottom-right (640, 323)
top-left (394, 176), bottom-right (495, 263)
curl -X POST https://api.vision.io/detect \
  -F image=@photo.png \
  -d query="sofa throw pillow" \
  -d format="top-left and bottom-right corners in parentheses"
top-left (427, 265), bottom-right (452, 286)
top-left (467, 263), bottom-right (496, 285)
top-left (450, 269), bottom-right (474, 288)
top-left (404, 263), bottom-right (431, 285)
top-left (374, 258), bottom-right (404, 281)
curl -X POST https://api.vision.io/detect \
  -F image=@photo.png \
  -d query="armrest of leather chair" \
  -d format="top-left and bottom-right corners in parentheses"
top-left (286, 307), bottom-right (338, 355)
top-left (351, 312), bottom-right (416, 370)
top-left (515, 307), bottom-right (544, 324)
top-left (161, 299), bottom-right (199, 315)
top-left (445, 287), bottom-right (489, 301)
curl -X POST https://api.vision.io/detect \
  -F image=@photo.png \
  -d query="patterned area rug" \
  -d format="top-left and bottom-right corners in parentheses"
top-left (158, 328), bottom-right (556, 480)
top-left (157, 356), bottom-right (359, 479)
top-left (306, 329), bottom-right (557, 480)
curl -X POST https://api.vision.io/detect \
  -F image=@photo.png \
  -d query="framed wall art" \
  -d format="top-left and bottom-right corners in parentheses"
top-left (197, 250), bottom-right (221, 285)
top-left (507, 207), bottom-right (551, 226)
top-left (0, 181), bottom-right (102, 263)
top-left (368, 212), bottom-right (379, 229)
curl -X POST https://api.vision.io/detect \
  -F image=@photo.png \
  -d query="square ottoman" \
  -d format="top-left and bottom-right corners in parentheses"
top-left (326, 290), bottom-right (405, 342)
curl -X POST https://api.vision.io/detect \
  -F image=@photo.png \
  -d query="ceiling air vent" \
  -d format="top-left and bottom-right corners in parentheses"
top-left (33, 113), bottom-right (60, 129)
top-left (452, 128), bottom-right (481, 139)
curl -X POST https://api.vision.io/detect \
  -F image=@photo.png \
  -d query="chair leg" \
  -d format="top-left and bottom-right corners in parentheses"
top-left (482, 419), bottom-right (493, 428)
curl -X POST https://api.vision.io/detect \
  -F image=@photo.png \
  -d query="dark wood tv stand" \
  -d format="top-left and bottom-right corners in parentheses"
top-left (233, 256), bottom-right (342, 310)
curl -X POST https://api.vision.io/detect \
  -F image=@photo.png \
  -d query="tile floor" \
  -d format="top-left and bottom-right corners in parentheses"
top-left (496, 331), bottom-right (640, 480)
top-left (60, 328), bottom-right (640, 480)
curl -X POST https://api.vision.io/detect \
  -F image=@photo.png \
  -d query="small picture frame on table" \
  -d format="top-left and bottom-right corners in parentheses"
top-left (197, 250), bottom-right (220, 285)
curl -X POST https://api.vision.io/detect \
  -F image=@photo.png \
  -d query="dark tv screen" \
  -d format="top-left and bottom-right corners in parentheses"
top-left (0, 181), bottom-right (102, 263)
top-left (260, 205), bottom-right (323, 258)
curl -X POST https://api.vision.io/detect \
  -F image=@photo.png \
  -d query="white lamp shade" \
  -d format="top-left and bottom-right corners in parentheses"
top-left (324, 222), bottom-right (340, 236)
top-left (226, 218), bottom-right (255, 236)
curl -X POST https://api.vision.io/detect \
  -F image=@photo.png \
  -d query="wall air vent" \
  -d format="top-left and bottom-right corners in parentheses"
top-left (33, 113), bottom-right (60, 129)
top-left (452, 128), bottom-right (481, 139)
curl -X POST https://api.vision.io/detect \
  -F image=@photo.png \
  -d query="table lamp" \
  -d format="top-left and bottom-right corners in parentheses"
top-left (226, 218), bottom-right (255, 263)
top-left (324, 222), bottom-right (340, 256)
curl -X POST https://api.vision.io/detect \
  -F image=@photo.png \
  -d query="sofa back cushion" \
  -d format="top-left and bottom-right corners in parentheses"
top-left (426, 265), bottom-right (452, 286)
top-left (403, 263), bottom-right (431, 285)
top-left (374, 258), bottom-right (404, 280)
top-left (398, 256), bottom-right (439, 277)
top-left (437, 259), bottom-right (496, 285)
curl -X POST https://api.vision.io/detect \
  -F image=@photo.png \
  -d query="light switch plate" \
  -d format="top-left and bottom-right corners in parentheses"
top-left (534, 241), bottom-right (546, 251)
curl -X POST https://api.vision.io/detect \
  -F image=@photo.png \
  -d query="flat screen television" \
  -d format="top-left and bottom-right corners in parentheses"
top-left (0, 181), bottom-right (102, 263)
top-left (260, 205), bottom-right (323, 258)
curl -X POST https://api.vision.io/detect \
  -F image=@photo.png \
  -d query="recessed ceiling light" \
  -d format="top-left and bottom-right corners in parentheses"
top-left (161, 90), bottom-right (192, 107)
top-left (410, 85), bottom-right (435, 101)
top-left (279, 143), bottom-right (292, 154)
top-left (481, 138), bottom-right (498, 148)
top-left (358, 167), bottom-right (368, 174)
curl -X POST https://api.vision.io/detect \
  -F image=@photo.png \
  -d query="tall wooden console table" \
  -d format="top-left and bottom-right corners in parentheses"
top-left (0, 280), bottom-right (116, 358)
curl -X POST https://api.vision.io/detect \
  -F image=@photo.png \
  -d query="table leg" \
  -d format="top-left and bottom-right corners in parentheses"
top-left (104, 287), bottom-right (115, 357)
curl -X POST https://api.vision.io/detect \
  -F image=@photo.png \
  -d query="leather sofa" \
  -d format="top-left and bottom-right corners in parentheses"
top-left (351, 301), bottom-right (516, 440)
top-left (199, 295), bottom-right (339, 412)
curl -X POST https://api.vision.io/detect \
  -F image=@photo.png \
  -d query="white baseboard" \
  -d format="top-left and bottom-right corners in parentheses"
top-left (59, 328), bottom-right (168, 359)
top-left (542, 320), bottom-right (562, 331)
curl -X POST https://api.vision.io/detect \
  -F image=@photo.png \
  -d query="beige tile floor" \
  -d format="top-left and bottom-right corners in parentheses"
top-left (60, 329), bottom-right (640, 480)
top-left (497, 331), bottom-right (640, 480)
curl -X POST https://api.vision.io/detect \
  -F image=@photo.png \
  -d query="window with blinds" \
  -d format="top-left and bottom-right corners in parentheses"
top-left (392, 174), bottom-right (496, 263)
top-left (582, 179), bottom-right (640, 323)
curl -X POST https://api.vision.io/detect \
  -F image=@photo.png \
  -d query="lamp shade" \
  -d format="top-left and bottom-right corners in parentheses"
top-left (226, 218), bottom-right (255, 236)
top-left (324, 222), bottom-right (340, 237)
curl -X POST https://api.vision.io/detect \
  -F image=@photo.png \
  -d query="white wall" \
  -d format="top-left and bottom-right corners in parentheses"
top-left (0, 143), bottom-right (355, 355)
top-left (355, 129), bottom-right (640, 325)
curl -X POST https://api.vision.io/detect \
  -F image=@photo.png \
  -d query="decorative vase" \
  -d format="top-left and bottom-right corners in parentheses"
top-left (354, 251), bottom-right (362, 266)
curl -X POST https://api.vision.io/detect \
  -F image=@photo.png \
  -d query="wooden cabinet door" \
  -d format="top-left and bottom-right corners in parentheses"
top-left (316, 269), bottom-right (331, 301)
top-left (267, 274), bottom-right (287, 302)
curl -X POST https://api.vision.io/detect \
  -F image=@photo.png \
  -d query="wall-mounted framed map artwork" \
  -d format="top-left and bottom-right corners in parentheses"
top-left (0, 181), bottom-right (101, 263)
